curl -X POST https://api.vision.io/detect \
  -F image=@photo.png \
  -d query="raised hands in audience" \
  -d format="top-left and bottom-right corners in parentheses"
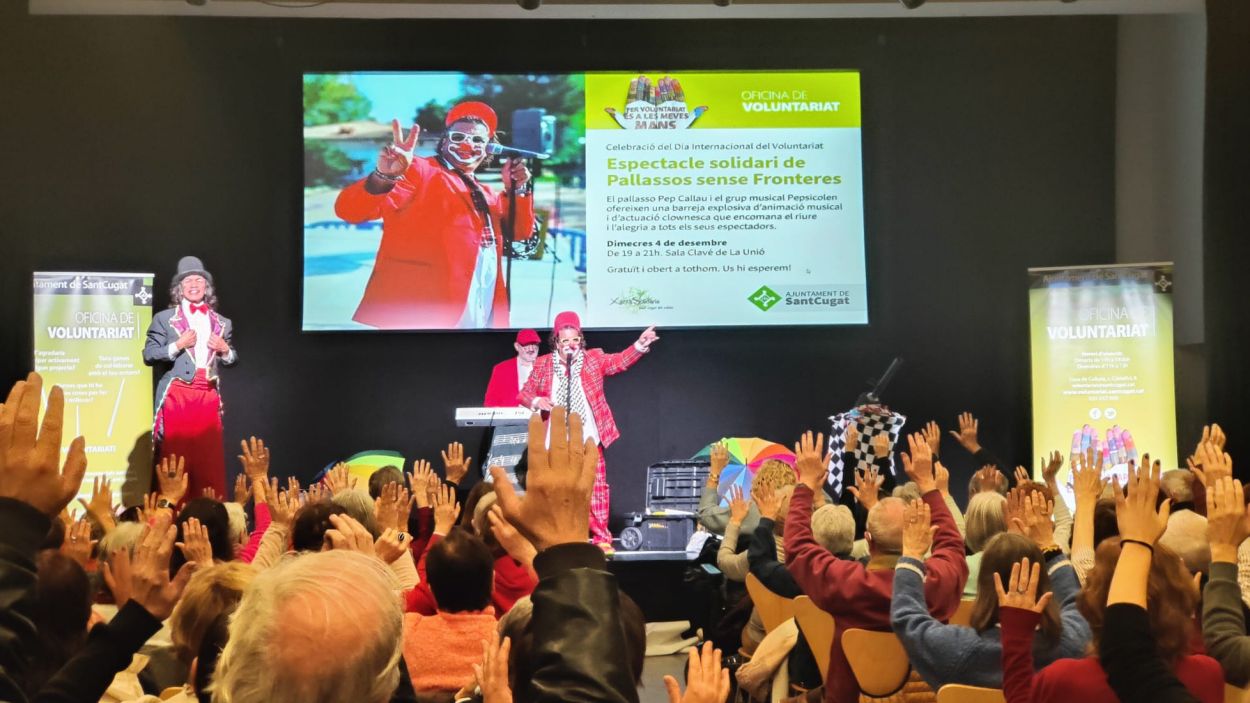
top-left (949, 412), bottom-right (982, 455)
top-left (60, 517), bottom-right (94, 566)
top-left (231, 473), bottom-right (250, 506)
top-left (1007, 488), bottom-right (1056, 549)
top-left (1113, 454), bottom-right (1169, 550)
top-left (793, 430), bottom-right (831, 494)
top-left (707, 441), bottom-right (730, 488)
top-left (324, 512), bottom-right (375, 556)
top-left (409, 458), bottom-right (437, 508)
top-left (373, 527), bottom-right (409, 564)
top-left (238, 435), bottom-right (270, 484)
top-left (1206, 473), bottom-right (1247, 564)
top-left (474, 631), bottom-right (513, 703)
top-left (901, 499), bottom-right (936, 560)
top-left (79, 475), bottom-right (117, 534)
top-left (177, 516), bottom-right (215, 565)
top-left (103, 516), bottom-right (196, 620)
top-left (901, 432), bottom-right (937, 493)
top-left (442, 441), bottom-right (473, 485)
top-left (847, 463), bottom-right (883, 509)
top-left (935, 461), bottom-right (951, 498)
top-left (1041, 451), bottom-right (1063, 490)
top-left (995, 556), bottom-right (1053, 613)
top-left (664, 641), bottom-right (731, 703)
top-left (433, 482), bottom-right (461, 535)
top-left (375, 480), bottom-right (412, 532)
top-left (156, 454), bottom-right (189, 505)
top-left (488, 504), bottom-right (538, 573)
top-left (844, 424), bottom-right (859, 454)
top-left (922, 420), bottom-right (942, 457)
top-left (265, 477), bottom-right (300, 527)
top-left (871, 431), bottom-right (891, 460)
top-left (492, 408), bottom-right (598, 550)
top-left (727, 485), bottom-right (750, 527)
top-left (305, 479), bottom-right (329, 504)
top-left (201, 486), bottom-right (220, 501)
top-left (0, 372), bottom-right (88, 516)
top-left (324, 462), bottom-right (358, 495)
top-left (1189, 435), bottom-right (1232, 488)
top-left (753, 483), bottom-right (784, 522)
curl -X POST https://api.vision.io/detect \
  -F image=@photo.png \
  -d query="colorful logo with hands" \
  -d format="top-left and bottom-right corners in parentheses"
top-left (604, 75), bottom-right (709, 130)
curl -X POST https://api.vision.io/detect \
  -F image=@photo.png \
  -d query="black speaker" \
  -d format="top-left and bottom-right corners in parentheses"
top-left (511, 108), bottom-right (555, 155)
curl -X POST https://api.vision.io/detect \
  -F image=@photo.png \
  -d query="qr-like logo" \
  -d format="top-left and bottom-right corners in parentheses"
top-left (749, 285), bottom-right (781, 311)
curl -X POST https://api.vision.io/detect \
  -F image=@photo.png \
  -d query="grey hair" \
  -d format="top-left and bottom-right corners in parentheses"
top-left (98, 522), bottom-right (144, 561)
top-left (965, 492), bottom-right (1008, 553)
top-left (811, 504), bottom-right (855, 556)
top-left (333, 488), bottom-right (379, 538)
top-left (223, 502), bottom-right (248, 548)
top-left (1160, 470), bottom-right (1195, 505)
top-left (891, 482), bottom-right (922, 503)
top-left (210, 550), bottom-right (402, 703)
top-left (865, 497), bottom-right (906, 555)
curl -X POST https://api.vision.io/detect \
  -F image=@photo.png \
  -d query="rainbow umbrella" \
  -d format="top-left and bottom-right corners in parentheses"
top-left (692, 437), bottom-right (795, 507)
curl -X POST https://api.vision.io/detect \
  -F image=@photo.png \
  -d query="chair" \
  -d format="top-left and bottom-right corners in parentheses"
top-left (1226, 683), bottom-right (1250, 703)
top-left (840, 629), bottom-right (912, 698)
top-left (936, 684), bottom-right (1006, 703)
top-left (745, 572), bottom-right (796, 635)
top-left (949, 599), bottom-right (976, 627)
top-left (792, 595), bottom-right (835, 681)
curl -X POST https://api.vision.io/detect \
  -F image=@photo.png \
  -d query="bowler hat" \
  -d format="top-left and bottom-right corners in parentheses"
top-left (173, 256), bottom-right (213, 286)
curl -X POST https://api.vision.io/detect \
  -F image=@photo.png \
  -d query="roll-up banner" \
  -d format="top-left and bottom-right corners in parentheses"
top-left (1028, 263), bottom-right (1177, 507)
top-left (32, 272), bottom-right (156, 505)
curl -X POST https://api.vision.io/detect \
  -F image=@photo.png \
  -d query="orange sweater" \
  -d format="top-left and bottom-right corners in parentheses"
top-left (402, 608), bottom-right (498, 692)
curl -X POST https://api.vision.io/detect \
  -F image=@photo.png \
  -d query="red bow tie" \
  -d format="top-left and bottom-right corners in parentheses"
top-left (189, 303), bottom-right (209, 315)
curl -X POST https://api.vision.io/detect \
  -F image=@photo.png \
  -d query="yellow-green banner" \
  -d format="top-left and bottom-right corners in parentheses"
top-left (33, 272), bottom-right (155, 507)
top-left (1028, 264), bottom-right (1177, 504)
top-left (585, 70), bottom-right (861, 130)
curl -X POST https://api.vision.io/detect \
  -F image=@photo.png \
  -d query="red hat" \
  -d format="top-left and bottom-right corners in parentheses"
top-left (445, 101), bottom-right (497, 137)
top-left (515, 329), bottom-right (540, 345)
top-left (553, 311), bottom-right (581, 333)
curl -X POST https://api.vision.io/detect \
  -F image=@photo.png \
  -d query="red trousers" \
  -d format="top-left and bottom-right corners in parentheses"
top-left (156, 369), bottom-right (226, 501)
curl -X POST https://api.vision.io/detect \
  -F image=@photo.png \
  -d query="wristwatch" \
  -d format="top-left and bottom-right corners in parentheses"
top-left (156, 498), bottom-right (176, 510)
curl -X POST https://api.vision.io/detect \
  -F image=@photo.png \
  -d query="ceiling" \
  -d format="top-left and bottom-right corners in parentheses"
top-left (29, 0), bottom-right (1204, 20)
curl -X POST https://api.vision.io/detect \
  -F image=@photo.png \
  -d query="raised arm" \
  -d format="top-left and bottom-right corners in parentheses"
top-left (1203, 459), bottom-right (1250, 686)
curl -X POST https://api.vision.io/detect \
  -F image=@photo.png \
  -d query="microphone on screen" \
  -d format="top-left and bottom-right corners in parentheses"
top-left (487, 143), bottom-right (550, 160)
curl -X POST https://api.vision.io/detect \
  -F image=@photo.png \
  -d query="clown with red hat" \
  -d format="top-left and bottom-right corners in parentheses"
top-left (335, 100), bottom-right (535, 330)
top-left (483, 328), bottom-right (542, 407)
top-left (518, 312), bottom-right (660, 550)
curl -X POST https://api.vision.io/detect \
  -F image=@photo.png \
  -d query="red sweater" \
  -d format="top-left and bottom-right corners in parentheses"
top-left (403, 608), bottom-right (498, 692)
top-left (784, 486), bottom-right (967, 703)
top-left (1000, 607), bottom-right (1223, 703)
top-left (404, 532), bottom-right (537, 617)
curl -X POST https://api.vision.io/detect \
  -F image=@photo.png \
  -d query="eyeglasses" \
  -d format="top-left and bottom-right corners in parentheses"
top-left (559, 337), bottom-right (583, 344)
top-left (448, 131), bottom-right (488, 145)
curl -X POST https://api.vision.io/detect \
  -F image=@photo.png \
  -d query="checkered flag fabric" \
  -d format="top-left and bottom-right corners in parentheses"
top-left (827, 407), bottom-right (908, 498)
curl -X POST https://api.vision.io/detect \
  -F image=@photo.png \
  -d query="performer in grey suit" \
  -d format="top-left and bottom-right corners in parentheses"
top-left (143, 256), bottom-right (237, 500)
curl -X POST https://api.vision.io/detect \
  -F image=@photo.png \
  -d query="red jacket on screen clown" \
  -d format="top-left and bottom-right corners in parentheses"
top-left (334, 156), bottom-right (535, 329)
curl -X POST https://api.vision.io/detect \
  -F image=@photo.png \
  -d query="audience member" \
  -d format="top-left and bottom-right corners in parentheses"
top-left (963, 491), bottom-right (1007, 596)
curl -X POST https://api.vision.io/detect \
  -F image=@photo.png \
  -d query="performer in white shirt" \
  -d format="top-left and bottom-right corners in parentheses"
top-left (143, 256), bottom-right (237, 500)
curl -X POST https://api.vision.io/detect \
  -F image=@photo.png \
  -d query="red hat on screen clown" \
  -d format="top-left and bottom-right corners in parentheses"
top-left (515, 329), bottom-right (540, 345)
top-left (445, 101), bottom-right (498, 137)
top-left (553, 311), bottom-right (581, 334)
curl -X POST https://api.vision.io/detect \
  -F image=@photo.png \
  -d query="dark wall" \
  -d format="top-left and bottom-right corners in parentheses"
top-left (0, 8), bottom-right (1116, 520)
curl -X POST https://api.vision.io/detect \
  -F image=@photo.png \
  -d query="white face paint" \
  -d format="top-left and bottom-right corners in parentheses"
top-left (442, 120), bottom-right (490, 170)
top-left (180, 274), bottom-right (207, 304)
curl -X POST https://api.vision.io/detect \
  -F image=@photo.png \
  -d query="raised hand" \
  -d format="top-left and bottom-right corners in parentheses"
top-left (1010, 489), bottom-right (1056, 548)
top-left (491, 408), bottom-right (598, 551)
top-left (1072, 449), bottom-right (1106, 502)
top-left (474, 632), bottom-right (513, 703)
top-left (139, 492), bottom-right (164, 523)
top-left (901, 499), bottom-right (936, 560)
top-left (663, 641), bottom-right (731, 703)
top-left (871, 432), bottom-right (891, 460)
top-left (1041, 451), bottom-right (1063, 487)
top-left (935, 461), bottom-right (951, 497)
top-left (488, 505), bottom-right (537, 569)
top-left (901, 432), bottom-right (937, 494)
top-left (177, 516), bottom-right (215, 566)
top-left (792, 430), bottom-right (831, 493)
top-left (237, 436), bottom-right (270, 483)
top-left (948, 412), bottom-right (982, 454)
top-left (409, 459), bottom-right (435, 508)
top-left (753, 483), bottom-right (783, 522)
top-left (432, 482), bottom-right (461, 535)
top-left (846, 464), bottom-right (883, 510)
top-left (973, 465), bottom-right (1006, 495)
top-left (61, 518), bottom-right (95, 566)
top-left (708, 442), bottom-right (730, 487)
top-left (843, 424), bottom-right (859, 453)
top-left (1200, 423), bottom-right (1228, 452)
top-left (266, 479), bottom-right (300, 527)
top-left (156, 454), bottom-right (188, 505)
top-left (1207, 476), bottom-right (1250, 564)
top-left (175, 329), bottom-right (197, 351)
top-left (377, 119), bottom-right (418, 177)
top-left (441, 442), bottom-right (472, 485)
top-left (0, 373), bottom-right (88, 515)
top-left (374, 481), bottom-right (411, 532)
top-left (324, 463), bottom-right (357, 496)
top-left (232, 473), bottom-right (251, 506)
top-left (373, 528), bottom-right (410, 564)
top-left (305, 480), bottom-right (329, 505)
top-left (1190, 440), bottom-right (1232, 489)
top-left (1114, 454), bottom-right (1169, 546)
top-left (727, 485), bottom-right (750, 526)
top-left (636, 325), bottom-right (660, 350)
top-left (324, 513), bottom-right (375, 556)
top-left (201, 486), bottom-right (220, 501)
top-left (79, 474), bottom-right (117, 534)
top-left (922, 421), bottom-right (942, 456)
top-left (994, 557), bottom-right (1053, 613)
top-left (1014, 466), bottom-right (1031, 486)
top-left (104, 515), bottom-right (196, 620)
